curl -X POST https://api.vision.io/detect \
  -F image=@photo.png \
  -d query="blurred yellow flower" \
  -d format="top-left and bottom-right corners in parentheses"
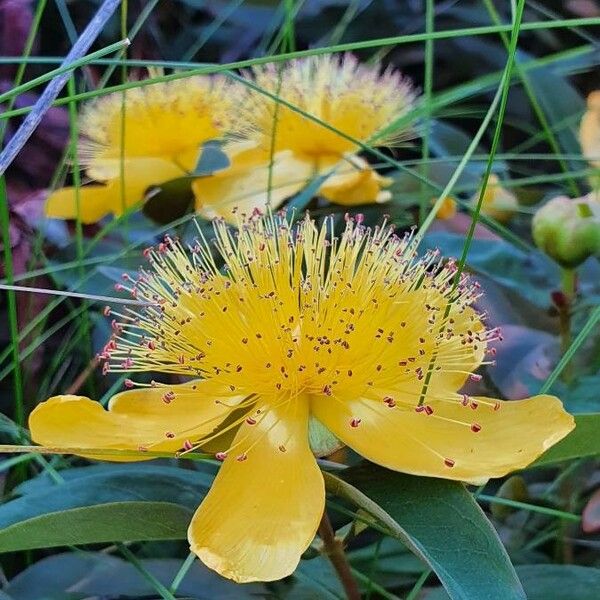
top-left (471, 174), bottom-right (518, 223)
top-left (433, 196), bottom-right (458, 220)
top-left (46, 74), bottom-right (235, 223)
top-left (29, 213), bottom-right (573, 583)
top-left (193, 54), bottom-right (416, 220)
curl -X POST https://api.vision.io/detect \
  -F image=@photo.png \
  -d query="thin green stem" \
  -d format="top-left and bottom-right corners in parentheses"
top-left (419, 0), bottom-right (434, 225)
top-left (169, 552), bottom-right (196, 594)
top-left (0, 178), bottom-right (24, 431)
top-left (481, 0), bottom-right (580, 196)
top-left (540, 305), bottom-right (600, 393)
top-left (406, 569), bottom-right (432, 600)
top-left (118, 544), bottom-right (177, 600)
top-left (558, 268), bottom-right (577, 382)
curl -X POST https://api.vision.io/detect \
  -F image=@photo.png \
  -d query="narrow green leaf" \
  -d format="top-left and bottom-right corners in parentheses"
top-left (0, 465), bottom-right (213, 551)
top-left (0, 501), bottom-right (191, 552)
top-left (324, 466), bottom-right (525, 600)
top-left (426, 565), bottom-right (600, 600)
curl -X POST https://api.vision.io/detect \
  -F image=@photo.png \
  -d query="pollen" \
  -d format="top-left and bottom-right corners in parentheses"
top-left (105, 212), bottom-right (493, 411)
top-left (235, 54), bottom-right (416, 159)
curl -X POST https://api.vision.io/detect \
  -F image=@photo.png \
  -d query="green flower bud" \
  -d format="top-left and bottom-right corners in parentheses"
top-left (532, 194), bottom-right (600, 268)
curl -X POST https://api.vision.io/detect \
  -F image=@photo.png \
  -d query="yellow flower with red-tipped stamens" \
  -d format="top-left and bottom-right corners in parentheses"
top-left (29, 212), bottom-right (573, 583)
top-left (192, 54), bottom-right (416, 220)
top-left (45, 73), bottom-right (235, 223)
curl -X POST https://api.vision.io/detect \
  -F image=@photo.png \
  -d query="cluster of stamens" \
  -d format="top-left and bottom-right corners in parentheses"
top-left (99, 212), bottom-right (502, 468)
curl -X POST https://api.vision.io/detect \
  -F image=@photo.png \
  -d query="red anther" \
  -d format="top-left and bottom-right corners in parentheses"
top-left (383, 396), bottom-right (396, 408)
top-left (114, 283), bottom-right (124, 292)
top-left (415, 405), bottom-right (426, 413)
top-left (470, 401), bottom-right (479, 410)
top-left (158, 242), bottom-right (167, 253)
top-left (356, 213), bottom-right (364, 224)
top-left (322, 384), bottom-right (333, 396)
top-left (493, 401), bottom-right (501, 411)
top-left (471, 423), bottom-right (482, 433)
top-left (424, 405), bottom-right (434, 415)
top-left (259, 243), bottom-right (266, 251)
top-left (121, 273), bottom-right (131, 281)
top-left (278, 445), bottom-right (287, 453)
top-left (246, 417), bottom-right (257, 425)
top-left (215, 452), bottom-right (227, 461)
top-left (236, 453), bottom-right (248, 462)
top-left (102, 362), bottom-right (110, 375)
top-left (470, 373), bottom-right (482, 382)
top-left (183, 440), bottom-right (194, 451)
top-left (147, 340), bottom-right (156, 350)
top-left (111, 320), bottom-right (123, 332)
top-left (103, 306), bottom-right (111, 317)
top-left (165, 431), bottom-right (176, 439)
top-left (143, 247), bottom-right (153, 258)
top-left (162, 391), bottom-right (175, 404)
top-left (461, 394), bottom-right (470, 406)
top-left (178, 355), bottom-right (185, 364)
top-left (124, 379), bottom-right (135, 389)
top-left (350, 418), bottom-right (362, 428)
top-left (138, 445), bottom-right (148, 453)
top-left (444, 458), bottom-right (455, 468)
top-left (121, 358), bottom-right (133, 369)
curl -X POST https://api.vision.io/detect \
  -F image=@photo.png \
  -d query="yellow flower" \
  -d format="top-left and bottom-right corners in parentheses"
top-left (580, 90), bottom-right (600, 188)
top-left (433, 196), bottom-right (458, 220)
top-left (192, 54), bottom-right (415, 220)
top-left (46, 74), bottom-right (235, 223)
top-left (29, 213), bottom-right (573, 583)
top-left (471, 174), bottom-right (518, 223)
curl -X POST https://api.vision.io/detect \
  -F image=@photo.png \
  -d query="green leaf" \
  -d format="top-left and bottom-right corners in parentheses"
top-left (425, 565), bottom-right (600, 600)
top-left (5, 552), bottom-right (266, 600)
top-left (0, 464), bottom-right (214, 552)
top-left (533, 413), bottom-right (600, 466)
top-left (0, 502), bottom-right (192, 552)
top-left (325, 466), bottom-right (525, 600)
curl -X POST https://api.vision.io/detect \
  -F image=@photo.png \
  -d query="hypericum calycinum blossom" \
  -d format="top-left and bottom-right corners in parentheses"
top-left (45, 72), bottom-right (236, 223)
top-left (193, 54), bottom-right (416, 220)
top-left (29, 213), bottom-right (574, 582)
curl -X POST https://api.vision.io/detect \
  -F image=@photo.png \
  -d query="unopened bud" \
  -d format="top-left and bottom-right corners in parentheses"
top-left (532, 194), bottom-right (600, 268)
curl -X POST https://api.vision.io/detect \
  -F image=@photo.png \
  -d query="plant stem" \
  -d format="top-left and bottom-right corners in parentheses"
top-left (318, 510), bottom-right (361, 600)
top-left (558, 268), bottom-right (576, 381)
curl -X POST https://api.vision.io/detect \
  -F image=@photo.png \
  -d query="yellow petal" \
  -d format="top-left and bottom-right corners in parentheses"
top-left (580, 90), bottom-right (600, 168)
top-left (188, 398), bottom-right (324, 582)
top-left (319, 156), bottom-right (392, 206)
top-left (47, 158), bottom-right (185, 222)
top-left (192, 146), bottom-right (312, 222)
top-left (29, 381), bottom-right (235, 462)
top-left (45, 184), bottom-right (119, 224)
top-left (311, 394), bottom-right (574, 484)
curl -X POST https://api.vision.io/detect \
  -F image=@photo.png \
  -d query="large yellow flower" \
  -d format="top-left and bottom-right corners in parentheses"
top-left (46, 74), bottom-right (235, 223)
top-left (29, 213), bottom-right (574, 583)
top-left (192, 55), bottom-right (416, 220)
